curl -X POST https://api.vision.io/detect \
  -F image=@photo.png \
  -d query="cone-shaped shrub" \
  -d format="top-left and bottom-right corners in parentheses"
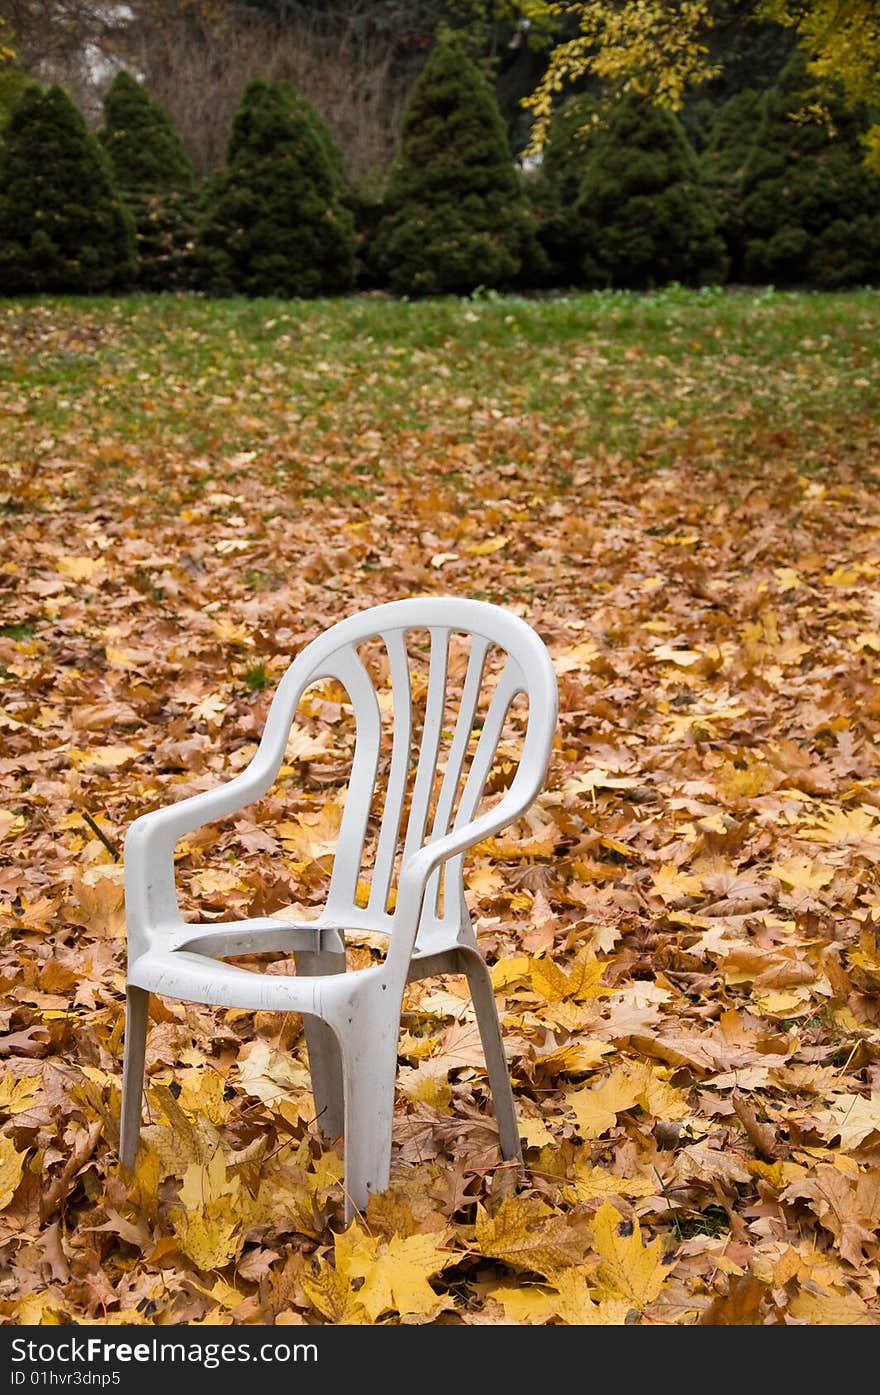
top-left (0, 84), bottom-right (135, 293)
top-left (371, 43), bottom-right (545, 296)
top-left (574, 93), bottom-right (728, 289)
top-left (194, 77), bottom-right (355, 298)
top-left (702, 88), bottom-right (761, 281)
top-left (741, 55), bottom-right (880, 288)
top-left (99, 70), bottom-right (196, 290)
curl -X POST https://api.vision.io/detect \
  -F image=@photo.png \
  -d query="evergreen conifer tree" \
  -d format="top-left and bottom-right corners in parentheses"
top-left (100, 70), bottom-right (196, 290)
top-left (741, 55), bottom-right (880, 288)
top-left (574, 93), bottom-right (728, 289)
top-left (530, 92), bottom-right (598, 286)
top-left (0, 84), bottom-right (135, 293)
top-left (194, 77), bottom-right (355, 298)
top-left (371, 43), bottom-right (545, 296)
top-left (702, 88), bottom-right (761, 281)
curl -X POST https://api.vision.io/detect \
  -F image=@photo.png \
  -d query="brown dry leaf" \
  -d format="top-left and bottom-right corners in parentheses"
top-left (788, 1287), bottom-right (880, 1325)
top-left (700, 1274), bottom-right (771, 1325)
top-left (781, 1166), bottom-right (880, 1266)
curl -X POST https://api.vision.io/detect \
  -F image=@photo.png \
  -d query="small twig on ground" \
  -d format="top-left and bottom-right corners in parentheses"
top-left (81, 810), bottom-right (120, 861)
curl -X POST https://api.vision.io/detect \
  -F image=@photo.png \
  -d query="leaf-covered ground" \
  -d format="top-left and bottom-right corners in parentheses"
top-left (2, 286), bottom-right (880, 1327)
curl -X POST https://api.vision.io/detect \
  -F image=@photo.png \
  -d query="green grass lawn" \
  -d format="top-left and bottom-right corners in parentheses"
top-left (3, 287), bottom-right (880, 1326)
top-left (2, 285), bottom-right (878, 474)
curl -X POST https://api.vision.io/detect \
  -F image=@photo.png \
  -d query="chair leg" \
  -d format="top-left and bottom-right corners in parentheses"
top-left (120, 984), bottom-right (149, 1170)
top-left (294, 945), bottom-right (345, 1142)
top-left (340, 1026), bottom-right (400, 1223)
top-left (460, 950), bottom-right (522, 1163)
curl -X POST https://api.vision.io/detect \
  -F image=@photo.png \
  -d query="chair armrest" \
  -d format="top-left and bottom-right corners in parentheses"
top-left (124, 752), bottom-right (277, 950)
top-left (123, 644), bottom-right (326, 953)
top-left (387, 781), bottom-right (546, 979)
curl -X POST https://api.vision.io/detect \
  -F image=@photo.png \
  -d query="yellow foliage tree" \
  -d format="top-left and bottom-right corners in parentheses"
top-left (525, 0), bottom-right (880, 171)
top-left (0, 19), bottom-right (16, 66)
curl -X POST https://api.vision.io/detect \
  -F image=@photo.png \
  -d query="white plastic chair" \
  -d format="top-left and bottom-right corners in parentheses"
top-left (121, 596), bottom-right (557, 1219)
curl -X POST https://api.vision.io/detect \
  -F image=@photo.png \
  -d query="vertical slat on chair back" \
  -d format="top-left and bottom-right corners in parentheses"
top-left (324, 616), bottom-right (529, 940)
top-left (429, 657), bottom-right (523, 929)
top-left (324, 645), bottom-right (381, 912)
top-left (367, 628), bottom-right (413, 918)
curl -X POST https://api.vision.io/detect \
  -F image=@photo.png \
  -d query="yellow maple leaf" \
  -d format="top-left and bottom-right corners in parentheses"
top-left (178, 1150), bottom-right (239, 1211)
top-left (518, 1115), bottom-right (555, 1148)
top-left (774, 567), bottom-right (802, 590)
top-left (142, 1081), bottom-right (219, 1178)
top-left (489, 955), bottom-right (531, 991)
top-left (301, 1257), bottom-right (370, 1324)
top-left (650, 865), bottom-right (704, 902)
top-left (463, 535), bottom-right (507, 555)
top-left (554, 640), bottom-right (600, 675)
top-left (628, 1062), bottom-right (691, 1120)
top-left (189, 867), bottom-right (246, 898)
top-left (211, 617), bottom-right (252, 646)
top-left (171, 1205), bottom-right (240, 1271)
top-left (530, 953), bottom-right (608, 1003)
top-left (57, 554), bottom-right (100, 581)
top-left (551, 1268), bottom-right (631, 1325)
top-left (564, 767), bottom-right (641, 796)
top-left (69, 743), bottom-right (139, 769)
top-left (236, 1038), bottom-right (310, 1103)
top-left (308, 1149), bottom-right (344, 1201)
top-left (488, 1285), bottom-right (557, 1323)
top-left (0, 1075), bottom-right (40, 1114)
top-left (851, 631), bottom-right (880, 654)
top-left (789, 1287), bottom-right (879, 1325)
top-left (814, 1093), bottom-right (880, 1150)
top-left (397, 1061), bottom-right (452, 1111)
top-left (191, 691), bottom-right (228, 725)
top-left (473, 1196), bottom-right (585, 1276)
top-left (565, 1069), bottom-right (642, 1138)
top-left (14, 1292), bottom-right (63, 1324)
top-left (70, 866), bottom-right (126, 938)
top-left (591, 1201), bottom-right (670, 1310)
top-left (0, 809), bottom-right (25, 841)
top-left (284, 727), bottom-right (332, 763)
top-left (651, 644), bottom-right (702, 666)
top-left (466, 863), bottom-right (505, 897)
top-left (802, 806), bottom-right (880, 846)
top-left (277, 799), bottom-right (344, 863)
top-left (0, 1136), bottom-right (26, 1210)
top-left (189, 1278), bottom-right (247, 1311)
top-left (176, 1068), bottom-right (232, 1126)
top-left (335, 1223), bottom-right (453, 1320)
top-left (566, 1161), bottom-right (656, 1204)
top-left (770, 857), bottom-right (834, 891)
top-left (850, 933), bottom-right (880, 992)
top-left (105, 646), bottom-right (140, 670)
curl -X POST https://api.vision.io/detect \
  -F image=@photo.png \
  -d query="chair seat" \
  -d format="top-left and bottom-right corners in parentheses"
top-left (128, 943), bottom-right (390, 1013)
top-left (129, 913), bottom-right (473, 1014)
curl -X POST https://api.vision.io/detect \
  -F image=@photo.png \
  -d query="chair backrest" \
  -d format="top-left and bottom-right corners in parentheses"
top-left (264, 597), bottom-right (557, 949)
